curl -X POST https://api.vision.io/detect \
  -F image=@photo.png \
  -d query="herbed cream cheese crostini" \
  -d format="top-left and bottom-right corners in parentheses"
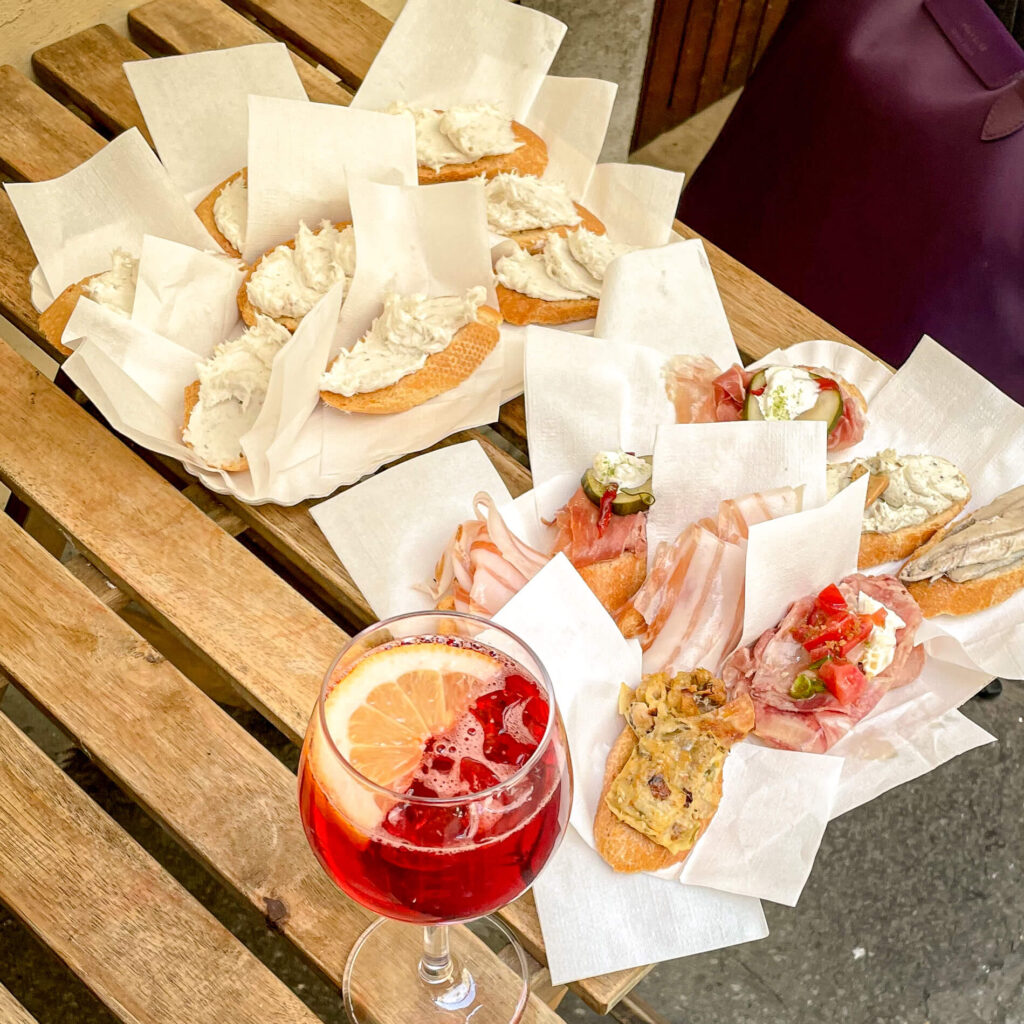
top-left (387, 102), bottom-right (548, 184)
top-left (195, 168), bottom-right (247, 258)
top-left (238, 220), bottom-right (356, 333)
top-left (38, 248), bottom-right (139, 353)
top-left (494, 227), bottom-right (636, 325)
top-left (319, 286), bottom-right (501, 415)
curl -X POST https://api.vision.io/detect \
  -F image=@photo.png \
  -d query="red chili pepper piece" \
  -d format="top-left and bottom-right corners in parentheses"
top-left (816, 376), bottom-right (840, 391)
top-left (597, 486), bottom-right (617, 535)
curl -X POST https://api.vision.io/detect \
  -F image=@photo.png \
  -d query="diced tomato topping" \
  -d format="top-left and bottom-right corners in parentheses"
top-left (868, 607), bottom-right (887, 627)
top-left (838, 616), bottom-right (873, 657)
top-left (597, 487), bottom-right (617, 536)
top-left (814, 584), bottom-right (847, 615)
top-left (819, 660), bottom-right (867, 705)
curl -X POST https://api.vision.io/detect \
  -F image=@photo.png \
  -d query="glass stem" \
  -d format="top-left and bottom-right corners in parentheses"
top-left (419, 924), bottom-right (454, 985)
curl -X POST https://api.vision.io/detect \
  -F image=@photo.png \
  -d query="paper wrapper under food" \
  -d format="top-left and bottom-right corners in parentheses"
top-left (844, 335), bottom-right (1024, 680)
top-left (523, 330), bottom-right (675, 515)
top-left (317, 177), bottom-right (503, 483)
top-left (5, 130), bottom-right (213, 305)
top-left (350, 0), bottom-right (565, 120)
top-left (593, 239), bottom-right (738, 365)
top-left (646, 421), bottom-right (827, 556)
top-left (58, 240), bottom-right (346, 504)
top-left (309, 441), bottom-right (526, 619)
top-left (496, 556), bottom-right (835, 907)
top-left (123, 43), bottom-right (308, 205)
top-left (243, 96), bottom-right (418, 263)
top-left (739, 474), bottom-right (996, 819)
top-left (747, 338), bottom-right (894, 405)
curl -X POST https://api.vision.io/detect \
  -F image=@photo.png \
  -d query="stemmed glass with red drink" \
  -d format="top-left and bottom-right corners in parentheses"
top-left (298, 610), bottom-right (573, 1022)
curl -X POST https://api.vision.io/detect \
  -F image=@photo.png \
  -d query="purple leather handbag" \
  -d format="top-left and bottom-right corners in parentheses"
top-left (679, 0), bottom-right (1024, 402)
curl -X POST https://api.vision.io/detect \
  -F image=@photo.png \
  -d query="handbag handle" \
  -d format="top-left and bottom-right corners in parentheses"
top-left (925, 0), bottom-right (1024, 138)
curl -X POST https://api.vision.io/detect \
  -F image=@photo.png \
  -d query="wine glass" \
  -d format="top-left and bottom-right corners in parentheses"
top-left (298, 610), bottom-right (573, 1023)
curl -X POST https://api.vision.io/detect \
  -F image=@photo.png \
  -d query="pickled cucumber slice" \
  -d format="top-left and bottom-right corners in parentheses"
top-left (581, 468), bottom-right (655, 515)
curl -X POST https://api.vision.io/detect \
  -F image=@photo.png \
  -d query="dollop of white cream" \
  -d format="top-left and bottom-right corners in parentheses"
top-left (592, 451), bottom-right (652, 490)
top-left (756, 366), bottom-right (821, 420)
top-left (184, 315), bottom-right (291, 468)
top-left (567, 229), bottom-right (633, 281)
top-left (543, 233), bottom-right (603, 298)
top-left (246, 221), bottom-right (356, 321)
top-left (483, 173), bottom-right (581, 236)
top-left (495, 245), bottom-right (587, 301)
top-left (320, 286), bottom-right (486, 397)
top-left (386, 101), bottom-right (521, 170)
top-left (213, 175), bottom-right (247, 252)
top-left (85, 249), bottom-right (138, 317)
top-left (855, 594), bottom-right (905, 677)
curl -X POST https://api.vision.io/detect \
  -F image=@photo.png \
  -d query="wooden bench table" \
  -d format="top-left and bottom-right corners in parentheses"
top-left (0, 3), bottom-right (862, 1021)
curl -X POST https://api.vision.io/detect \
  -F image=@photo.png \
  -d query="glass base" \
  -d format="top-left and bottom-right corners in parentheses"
top-left (344, 916), bottom-right (529, 1024)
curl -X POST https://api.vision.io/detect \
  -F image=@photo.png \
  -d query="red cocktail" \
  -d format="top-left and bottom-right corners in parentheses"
top-left (298, 612), bottom-right (572, 1023)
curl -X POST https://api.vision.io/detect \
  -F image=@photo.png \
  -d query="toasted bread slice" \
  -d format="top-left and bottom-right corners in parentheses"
top-left (508, 203), bottom-right (606, 254)
top-left (195, 168), bottom-right (246, 258)
top-left (181, 380), bottom-right (249, 473)
top-left (496, 283), bottom-right (598, 326)
top-left (578, 551), bottom-right (647, 620)
top-left (238, 220), bottom-right (352, 332)
top-left (320, 305), bottom-right (501, 415)
top-left (904, 564), bottom-right (1024, 617)
top-left (418, 122), bottom-right (547, 184)
top-left (38, 275), bottom-right (99, 356)
top-left (859, 495), bottom-right (970, 569)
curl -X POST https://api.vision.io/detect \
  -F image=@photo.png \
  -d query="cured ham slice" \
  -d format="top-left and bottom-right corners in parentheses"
top-left (722, 574), bottom-right (924, 753)
top-left (547, 487), bottom-right (649, 618)
top-left (625, 486), bottom-right (802, 675)
top-left (430, 493), bottom-right (549, 617)
top-left (662, 355), bottom-right (867, 453)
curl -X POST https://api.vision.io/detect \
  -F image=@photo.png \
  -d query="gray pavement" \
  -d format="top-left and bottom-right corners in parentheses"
top-left (1, 683), bottom-right (1021, 1023)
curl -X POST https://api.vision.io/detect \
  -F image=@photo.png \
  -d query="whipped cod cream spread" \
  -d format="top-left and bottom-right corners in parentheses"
top-left (246, 221), bottom-right (356, 321)
top-left (484, 173), bottom-right (580, 234)
top-left (84, 249), bottom-right (138, 317)
top-left (184, 315), bottom-right (291, 468)
top-left (213, 174), bottom-right (247, 252)
top-left (856, 593), bottom-right (905, 676)
top-left (756, 366), bottom-right (821, 420)
top-left (386, 102), bottom-right (521, 170)
top-left (828, 451), bottom-right (968, 533)
top-left (320, 286), bottom-right (486, 397)
top-left (495, 228), bottom-right (636, 301)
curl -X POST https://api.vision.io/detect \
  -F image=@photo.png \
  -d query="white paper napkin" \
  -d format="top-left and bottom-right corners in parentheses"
top-left (581, 163), bottom-right (684, 248)
top-left (523, 330), bottom-right (675, 513)
top-left (350, 0), bottom-right (565, 120)
top-left (646, 422), bottom-right (827, 556)
top-left (310, 440), bottom-right (523, 618)
top-left (123, 43), bottom-right (308, 204)
top-left (594, 239), bottom-right (738, 365)
top-left (243, 96), bottom-right (418, 262)
top-left (131, 235), bottom-right (245, 355)
top-left (5, 130), bottom-right (213, 299)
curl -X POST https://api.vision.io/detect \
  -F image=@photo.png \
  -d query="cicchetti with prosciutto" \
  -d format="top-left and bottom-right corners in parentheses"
top-left (664, 355), bottom-right (868, 453)
top-left (723, 574), bottom-right (924, 753)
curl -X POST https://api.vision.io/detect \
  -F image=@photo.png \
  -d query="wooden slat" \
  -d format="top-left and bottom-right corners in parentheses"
top-left (222, 0), bottom-right (390, 89)
top-left (0, 65), bottom-right (103, 181)
top-left (0, 513), bottom-right (562, 1024)
top-left (753, 0), bottom-right (790, 65)
top-left (0, 194), bottom-right (53, 355)
top-left (0, 712), bottom-right (322, 1024)
top-left (631, 0), bottom-right (694, 149)
top-left (671, 0), bottom-right (719, 120)
top-left (127, 0), bottom-right (353, 105)
top-left (0, 337), bottom-right (345, 741)
top-left (0, 983), bottom-right (38, 1024)
top-left (723, 0), bottom-right (767, 92)
top-left (695, 0), bottom-right (743, 111)
top-left (32, 26), bottom-right (153, 143)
